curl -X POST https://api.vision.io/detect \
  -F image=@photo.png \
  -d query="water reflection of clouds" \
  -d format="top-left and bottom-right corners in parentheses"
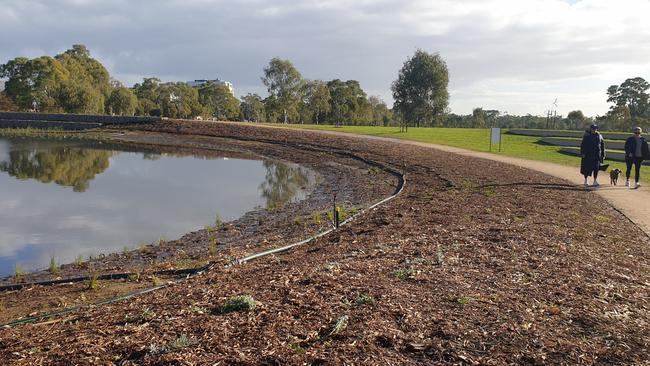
top-left (0, 144), bottom-right (277, 276)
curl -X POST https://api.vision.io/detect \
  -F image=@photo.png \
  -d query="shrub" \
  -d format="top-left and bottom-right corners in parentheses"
top-left (216, 295), bottom-right (257, 314)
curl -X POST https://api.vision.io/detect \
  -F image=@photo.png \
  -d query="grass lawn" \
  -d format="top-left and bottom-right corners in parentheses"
top-left (280, 124), bottom-right (647, 184)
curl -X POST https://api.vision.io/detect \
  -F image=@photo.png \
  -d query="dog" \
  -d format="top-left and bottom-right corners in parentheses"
top-left (610, 168), bottom-right (622, 185)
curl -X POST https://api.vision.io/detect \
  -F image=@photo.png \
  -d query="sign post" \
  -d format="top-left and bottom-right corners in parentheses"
top-left (490, 127), bottom-right (502, 152)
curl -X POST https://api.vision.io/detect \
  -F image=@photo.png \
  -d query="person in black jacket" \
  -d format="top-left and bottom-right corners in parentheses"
top-left (624, 126), bottom-right (650, 188)
top-left (580, 124), bottom-right (605, 187)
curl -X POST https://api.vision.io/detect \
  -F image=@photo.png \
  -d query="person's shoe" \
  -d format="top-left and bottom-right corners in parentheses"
top-left (584, 178), bottom-right (589, 187)
top-left (592, 181), bottom-right (600, 187)
top-left (625, 180), bottom-right (630, 187)
top-left (636, 182), bottom-right (641, 188)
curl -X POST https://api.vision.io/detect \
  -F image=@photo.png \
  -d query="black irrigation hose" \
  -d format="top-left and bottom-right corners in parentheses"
top-left (1, 133), bottom-right (406, 328)
top-left (0, 264), bottom-right (214, 292)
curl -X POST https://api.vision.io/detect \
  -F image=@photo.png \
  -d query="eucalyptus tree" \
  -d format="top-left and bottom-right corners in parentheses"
top-left (261, 58), bottom-right (303, 123)
top-left (392, 49), bottom-right (449, 129)
top-left (302, 79), bottom-right (331, 124)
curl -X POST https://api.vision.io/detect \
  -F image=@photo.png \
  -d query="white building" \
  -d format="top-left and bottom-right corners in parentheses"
top-left (187, 79), bottom-right (234, 96)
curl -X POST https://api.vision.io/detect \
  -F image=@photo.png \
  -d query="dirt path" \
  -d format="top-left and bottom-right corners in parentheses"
top-left (273, 127), bottom-right (650, 238)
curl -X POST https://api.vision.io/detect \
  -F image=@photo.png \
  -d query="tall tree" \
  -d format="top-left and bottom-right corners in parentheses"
top-left (197, 82), bottom-right (240, 120)
top-left (240, 93), bottom-right (265, 122)
top-left (607, 77), bottom-right (649, 118)
top-left (326, 79), bottom-right (371, 126)
top-left (472, 108), bottom-right (486, 128)
top-left (567, 110), bottom-right (585, 130)
top-left (158, 83), bottom-right (202, 119)
top-left (392, 49), bottom-right (449, 128)
top-left (302, 79), bottom-right (331, 124)
top-left (107, 86), bottom-right (138, 116)
top-left (368, 96), bottom-right (392, 126)
top-left (261, 58), bottom-right (303, 123)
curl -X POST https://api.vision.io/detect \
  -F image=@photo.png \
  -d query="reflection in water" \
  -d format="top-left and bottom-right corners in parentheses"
top-left (0, 137), bottom-right (315, 277)
top-left (259, 161), bottom-right (310, 208)
top-left (0, 147), bottom-right (112, 192)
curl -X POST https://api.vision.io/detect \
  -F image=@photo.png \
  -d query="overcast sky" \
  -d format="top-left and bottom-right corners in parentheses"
top-left (1, 0), bottom-right (648, 116)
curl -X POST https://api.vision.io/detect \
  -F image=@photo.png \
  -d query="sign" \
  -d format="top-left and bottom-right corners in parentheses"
top-left (490, 128), bottom-right (502, 152)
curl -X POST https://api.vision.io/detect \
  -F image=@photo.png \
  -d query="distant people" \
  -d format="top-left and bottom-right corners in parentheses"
top-left (624, 126), bottom-right (650, 188)
top-left (580, 124), bottom-right (605, 187)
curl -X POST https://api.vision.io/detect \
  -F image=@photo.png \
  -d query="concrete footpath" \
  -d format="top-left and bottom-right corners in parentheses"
top-left (296, 128), bottom-right (650, 238)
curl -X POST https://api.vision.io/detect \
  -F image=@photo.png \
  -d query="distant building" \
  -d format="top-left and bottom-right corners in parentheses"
top-left (187, 79), bottom-right (234, 95)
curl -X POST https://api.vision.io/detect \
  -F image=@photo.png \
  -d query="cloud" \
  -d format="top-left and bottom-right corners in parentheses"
top-left (0, 0), bottom-right (648, 116)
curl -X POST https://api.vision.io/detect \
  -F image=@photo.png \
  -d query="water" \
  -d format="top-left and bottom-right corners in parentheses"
top-left (0, 137), bottom-right (312, 277)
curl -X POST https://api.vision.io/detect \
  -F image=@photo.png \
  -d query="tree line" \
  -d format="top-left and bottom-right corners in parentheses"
top-left (1, 44), bottom-right (648, 132)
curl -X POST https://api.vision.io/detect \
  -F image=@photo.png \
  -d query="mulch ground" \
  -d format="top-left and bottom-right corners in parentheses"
top-left (1, 120), bottom-right (649, 365)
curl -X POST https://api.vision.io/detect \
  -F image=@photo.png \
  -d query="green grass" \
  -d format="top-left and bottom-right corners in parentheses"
top-left (282, 124), bottom-right (647, 184)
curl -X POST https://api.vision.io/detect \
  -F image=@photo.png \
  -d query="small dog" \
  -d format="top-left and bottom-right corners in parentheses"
top-left (610, 168), bottom-right (622, 185)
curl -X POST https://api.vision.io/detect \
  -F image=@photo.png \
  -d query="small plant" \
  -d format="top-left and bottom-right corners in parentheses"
top-left (14, 264), bottom-right (24, 280)
top-left (140, 307), bottom-right (157, 322)
top-left (367, 167), bottom-right (381, 175)
top-left (391, 267), bottom-right (415, 280)
top-left (74, 255), bottom-right (84, 267)
top-left (86, 273), bottom-right (100, 290)
top-left (456, 296), bottom-right (472, 305)
top-left (436, 243), bottom-right (445, 265)
top-left (122, 246), bottom-right (130, 256)
top-left (208, 239), bottom-right (218, 256)
top-left (355, 294), bottom-right (376, 306)
top-left (49, 256), bottom-right (59, 274)
top-left (151, 276), bottom-right (164, 286)
top-left (158, 237), bottom-right (167, 247)
top-left (214, 214), bottom-right (224, 229)
top-left (127, 273), bottom-right (141, 282)
top-left (311, 212), bottom-right (322, 225)
top-left (224, 254), bottom-right (237, 263)
top-left (148, 334), bottom-right (196, 355)
top-left (138, 244), bottom-right (149, 253)
top-left (293, 216), bottom-right (303, 225)
top-left (216, 295), bottom-right (257, 314)
top-left (337, 207), bottom-right (347, 221)
top-left (326, 210), bottom-right (334, 222)
top-left (482, 188), bottom-right (496, 198)
top-left (348, 208), bottom-right (359, 217)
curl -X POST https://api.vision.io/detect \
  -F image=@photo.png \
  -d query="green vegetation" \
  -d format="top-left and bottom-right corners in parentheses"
top-left (74, 255), bottom-right (85, 267)
top-left (284, 125), bottom-right (649, 183)
top-left (392, 49), bottom-right (449, 129)
top-left (86, 273), bottom-right (100, 290)
top-left (14, 264), bottom-right (24, 279)
top-left (391, 267), bottom-right (416, 280)
top-left (216, 295), bottom-right (257, 314)
top-left (49, 256), bottom-right (59, 274)
top-left (355, 294), bottom-right (376, 306)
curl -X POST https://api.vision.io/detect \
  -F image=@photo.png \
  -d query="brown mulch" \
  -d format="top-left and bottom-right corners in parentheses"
top-left (1, 120), bottom-right (649, 365)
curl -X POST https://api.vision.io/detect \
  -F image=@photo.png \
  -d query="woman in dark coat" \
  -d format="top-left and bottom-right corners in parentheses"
top-left (624, 126), bottom-right (650, 188)
top-left (580, 124), bottom-right (605, 187)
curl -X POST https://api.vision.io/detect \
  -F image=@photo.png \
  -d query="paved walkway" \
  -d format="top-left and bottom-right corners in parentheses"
top-left (289, 127), bottom-right (650, 237)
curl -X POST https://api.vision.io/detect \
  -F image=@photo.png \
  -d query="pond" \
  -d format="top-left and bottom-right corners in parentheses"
top-left (0, 137), bottom-right (313, 277)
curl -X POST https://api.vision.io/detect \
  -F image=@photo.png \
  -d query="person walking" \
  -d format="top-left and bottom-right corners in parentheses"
top-left (580, 124), bottom-right (605, 187)
top-left (624, 126), bottom-right (650, 188)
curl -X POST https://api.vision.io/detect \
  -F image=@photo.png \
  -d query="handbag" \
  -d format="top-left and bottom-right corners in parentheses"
top-left (599, 163), bottom-right (609, 172)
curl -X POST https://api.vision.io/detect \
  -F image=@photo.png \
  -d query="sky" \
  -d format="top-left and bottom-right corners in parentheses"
top-left (0, 0), bottom-right (649, 117)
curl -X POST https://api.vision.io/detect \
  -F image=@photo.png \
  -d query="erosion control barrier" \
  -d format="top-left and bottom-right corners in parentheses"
top-left (1, 139), bottom-right (406, 327)
top-left (0, 112), bottom-right (161, 130)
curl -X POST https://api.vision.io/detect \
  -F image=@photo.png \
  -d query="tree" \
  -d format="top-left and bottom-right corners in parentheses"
top-left (392, 49), bottom-right (449, 129)
top-left (0, 92), bottom-right (19, 111)
top-left (368, 96), bottom-right (392, 126)
top-left (471, 108), bottom-right (486, 128)
top-left (567, 110), bottom-right (586, 130)
top-left (107, 86), bottom-right (137, 116)
top-left (197, 82), bottom-right (240, 120)
top-left (240, 93), bottom-right (265, 122)
top-left (326, 79), bottom-right (371, 126)
top-left (261, 58), bottom-right (303, 123)
top-left (302, 80), bottom-right (331, 124)
top-left (607, 77), bottom-right (649, 118)
top-left (158, 83), bottom-right (201, 119)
